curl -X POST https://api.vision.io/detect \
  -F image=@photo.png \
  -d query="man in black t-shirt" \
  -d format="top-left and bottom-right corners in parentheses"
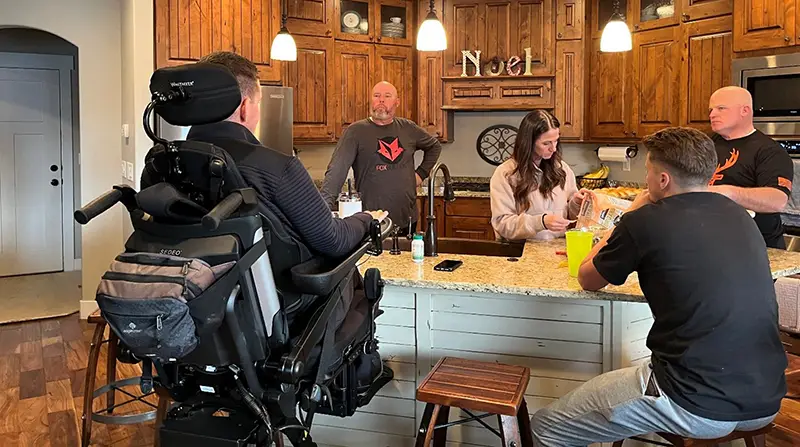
top-left (708, 86), bottom-right (793, 249)
top-left (530, 127), bottom-right (787, 446)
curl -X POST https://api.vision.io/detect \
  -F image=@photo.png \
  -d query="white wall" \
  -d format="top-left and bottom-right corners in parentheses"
top-left (121, 0), bottom-right (155, 239)
top-left (0, 0), bottom-right (125, 313)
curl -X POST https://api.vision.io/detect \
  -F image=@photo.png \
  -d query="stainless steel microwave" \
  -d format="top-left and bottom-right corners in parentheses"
top-left (732, 52), bottom-right (800, 137)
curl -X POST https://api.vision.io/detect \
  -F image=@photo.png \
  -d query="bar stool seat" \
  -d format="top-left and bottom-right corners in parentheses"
top-left (415, 357), bottom-right (534, 447)
top-left (612, 423), bottom-right (774, 447)
top-left (82, 309), bottom-right (168, 446)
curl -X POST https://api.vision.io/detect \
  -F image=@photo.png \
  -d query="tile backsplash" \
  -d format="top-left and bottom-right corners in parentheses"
top-left (296, 111), bottom-right (647, 184)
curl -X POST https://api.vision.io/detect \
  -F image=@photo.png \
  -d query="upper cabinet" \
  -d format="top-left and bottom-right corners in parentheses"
top-left (334, 0), bottom-right (415, 45)
top-left (286, 0), bottom-right (336, 37)
top-left (154, 0), bottom-right (282, 84)
top-left (442, 0), bottom-right (554, 77)
top-left (733, 0), bottom-right (797, 51)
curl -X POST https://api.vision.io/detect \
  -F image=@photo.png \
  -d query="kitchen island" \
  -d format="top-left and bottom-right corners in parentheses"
top-left (308, 239), bottom-right (800, 447)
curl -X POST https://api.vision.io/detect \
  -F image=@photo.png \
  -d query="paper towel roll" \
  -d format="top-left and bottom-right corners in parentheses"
top-left (598, 146), bottom-right (630, 163)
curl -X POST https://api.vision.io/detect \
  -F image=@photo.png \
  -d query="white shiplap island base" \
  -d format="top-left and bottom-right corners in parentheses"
top-left (305, 240), bottom-right (800, 447)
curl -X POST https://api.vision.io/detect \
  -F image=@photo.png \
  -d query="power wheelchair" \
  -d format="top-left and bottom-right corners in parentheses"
top-left (74, 63), bottom-right (395, 446)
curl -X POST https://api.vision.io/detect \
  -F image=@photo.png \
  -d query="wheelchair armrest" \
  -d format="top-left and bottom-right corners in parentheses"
top-left (289, 217), bottom-right (393, 296)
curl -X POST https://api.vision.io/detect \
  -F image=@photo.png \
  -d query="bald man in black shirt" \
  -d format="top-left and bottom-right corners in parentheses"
top-left (707, 86), bottom-right (793, 249)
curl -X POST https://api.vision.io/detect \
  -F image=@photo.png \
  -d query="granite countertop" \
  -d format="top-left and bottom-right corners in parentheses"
top-left (359, 239), bottom-right (800, 303)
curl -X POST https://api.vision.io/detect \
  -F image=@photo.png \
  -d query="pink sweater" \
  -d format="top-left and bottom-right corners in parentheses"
top-left (490, 159), bottom-right (580, 241)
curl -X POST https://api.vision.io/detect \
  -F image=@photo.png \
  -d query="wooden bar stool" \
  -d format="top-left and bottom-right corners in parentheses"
top-left (612, 423), bottom-right (774, 447)
top-left (415, 357), bottom-right (534, 447)
top-left (82, 309), bottom-right (166, 447)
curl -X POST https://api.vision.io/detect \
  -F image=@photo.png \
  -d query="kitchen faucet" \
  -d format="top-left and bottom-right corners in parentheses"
top-left (425, 162), bottom-right (455, 256)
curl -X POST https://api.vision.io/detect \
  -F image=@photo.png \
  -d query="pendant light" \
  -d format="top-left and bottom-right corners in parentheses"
top-left (599, 0), bottom-right (632, 52)
top-left (416, 0), bottom-right (447, 51)
top-left (271, 0), bottom-right (297, 61)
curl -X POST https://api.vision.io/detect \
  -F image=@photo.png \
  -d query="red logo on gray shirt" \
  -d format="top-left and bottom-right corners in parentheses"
top-left (377, 137), bottom-right (405, 163)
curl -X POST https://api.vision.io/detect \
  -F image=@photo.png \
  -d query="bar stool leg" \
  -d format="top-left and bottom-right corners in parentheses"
top-left (81, 321), bottom-right (106, 447)
top-left (498, 413), bottom-right (523, 447)
top-left (416, 404), bottom-right (450, 447)
top-left (106, 330), bottom-right (118, 413)
top-left (432, 406), bottom-right (450, 447)
top-left (516, 399), bottom-right (534, 447)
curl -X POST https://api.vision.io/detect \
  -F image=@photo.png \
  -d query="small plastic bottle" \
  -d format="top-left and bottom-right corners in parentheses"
top-left (411, 233), bottom-right (424, 263)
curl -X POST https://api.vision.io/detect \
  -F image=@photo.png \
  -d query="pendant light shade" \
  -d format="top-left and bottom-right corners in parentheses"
top-left (271, 26), bottom-right (297, 61)
top-left (599, 0), bottom-right (632, 53)
top-left (271, 0), bottom-right (297, 61)
top-left (600, 19), bottom-right (632, 52)
top-left (416, 0), bottom-right (447, 51)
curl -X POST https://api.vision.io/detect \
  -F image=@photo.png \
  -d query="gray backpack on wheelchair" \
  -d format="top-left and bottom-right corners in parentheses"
top-left (74, 62), bottom-right (394, 446)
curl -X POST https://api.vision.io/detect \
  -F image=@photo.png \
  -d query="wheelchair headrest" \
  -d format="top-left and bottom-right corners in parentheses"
top-left (149, 63), bottom-right (242, 127)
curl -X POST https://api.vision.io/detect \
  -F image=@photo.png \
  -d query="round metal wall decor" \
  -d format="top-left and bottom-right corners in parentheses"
top-left (477, 124), bottom-right (517, 166)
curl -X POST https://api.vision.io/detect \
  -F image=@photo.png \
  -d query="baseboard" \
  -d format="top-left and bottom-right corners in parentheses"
top-left (80, 300), bottom-right (97, 319)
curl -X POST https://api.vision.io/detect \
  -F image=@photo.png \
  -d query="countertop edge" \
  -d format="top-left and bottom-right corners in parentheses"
top-left (380, 277), bottom-right (648, 302)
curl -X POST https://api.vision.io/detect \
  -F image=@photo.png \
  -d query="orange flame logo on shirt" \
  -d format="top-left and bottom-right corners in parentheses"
top-left (709, 148), bottom-right (739, 186)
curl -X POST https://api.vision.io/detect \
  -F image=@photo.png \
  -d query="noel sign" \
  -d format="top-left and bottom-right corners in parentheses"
top-left (460, 48), bottom-right (538, 77)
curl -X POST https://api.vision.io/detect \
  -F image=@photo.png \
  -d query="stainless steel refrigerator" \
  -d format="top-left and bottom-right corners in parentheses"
top-left (156, 85), bottom-right (294, 156)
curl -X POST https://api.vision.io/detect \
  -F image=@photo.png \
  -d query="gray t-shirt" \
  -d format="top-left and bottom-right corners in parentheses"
top-left (320, 118), bottom-right (442, 229)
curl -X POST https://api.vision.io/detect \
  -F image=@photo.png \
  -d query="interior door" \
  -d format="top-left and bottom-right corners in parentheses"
top-left (0, 67), bottom-right (64, 277)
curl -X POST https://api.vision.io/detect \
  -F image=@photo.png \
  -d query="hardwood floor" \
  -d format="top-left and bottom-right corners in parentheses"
top-left (0, 313), bottom-right (156, 446)
top-left (0, 313), bottom-right (799, 446)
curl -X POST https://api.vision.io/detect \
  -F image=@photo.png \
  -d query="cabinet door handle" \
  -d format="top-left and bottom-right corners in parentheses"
top-left (631, 131), bottom-right (637, 137)
top-left (786, 36), bottom-right (791, 42)
top-left (682, 13), bottom-right (689, 22)
top-left (557, 32), bottom-right (563, 38)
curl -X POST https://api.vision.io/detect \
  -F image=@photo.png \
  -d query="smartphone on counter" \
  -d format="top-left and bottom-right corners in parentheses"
top-left (434, 259), bottom-right (463, 272)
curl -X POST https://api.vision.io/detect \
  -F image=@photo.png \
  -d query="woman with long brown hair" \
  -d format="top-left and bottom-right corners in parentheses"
top-left (490, 110), bottom-right (586, 241)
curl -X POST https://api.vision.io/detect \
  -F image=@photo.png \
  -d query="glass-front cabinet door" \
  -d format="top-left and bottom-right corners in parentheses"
top-left (335, 0), bottom-right (375, 42)
top-left (631, 0), bottom-right (680, 31)
top-left (375, 0), bottom-right (414, 46)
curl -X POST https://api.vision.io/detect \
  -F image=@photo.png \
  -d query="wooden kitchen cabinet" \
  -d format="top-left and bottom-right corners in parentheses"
top-left (631, 26), bottom-right (682, 137)
top-left (334, 41), bottom-right (374, 136)
top-left (630, 0), bottom-right (681, 32)
top-left (374, 45), bottom-right (415, 121)
top-left (332, 41), bottom-right (414, 137)
top-left (286, 0), bottom-right (336, 37)
top-left (445, 198), bottom-right (494, 240)
top-left (555, 40), bottom-right (584, 139)
top-left (442, 0), bottom-right (554, 77)
top-left (681, 16), bottom-right (732, 133)
top-left (680, 0), bottom-right (731, 23)
top-left (154, 0), bottom-right (282, 84)
top-left (586, 27), bottom-right (682, 140)
top-left (587, 38), bottom-right (633, 139)
top-left (375, 0), bottom-right (416, 46)
top-left (733, 0), bottom-right (797, 51)
top-left (284, 36), bottom-right (337, 142)
top-left (557, 0), bottom-right (585, 40)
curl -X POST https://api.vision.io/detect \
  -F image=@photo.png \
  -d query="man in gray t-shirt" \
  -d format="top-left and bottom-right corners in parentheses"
top-left (320, 81), bottom-right (442, 234)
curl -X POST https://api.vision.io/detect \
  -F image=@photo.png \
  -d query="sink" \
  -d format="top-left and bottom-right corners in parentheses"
top-left (381, 236), bottom-right (524, 258)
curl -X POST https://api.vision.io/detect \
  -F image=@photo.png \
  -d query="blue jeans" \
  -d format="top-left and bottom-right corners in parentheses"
top-left (531, 360), bottom-right (776, 447)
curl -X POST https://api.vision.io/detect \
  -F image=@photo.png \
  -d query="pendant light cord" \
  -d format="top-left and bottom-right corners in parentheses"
top-left (281, 0), bottom-right (288, 29)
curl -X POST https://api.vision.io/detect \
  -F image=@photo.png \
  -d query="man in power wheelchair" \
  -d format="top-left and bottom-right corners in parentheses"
top-left (74, 60), bottom-right (395, 446)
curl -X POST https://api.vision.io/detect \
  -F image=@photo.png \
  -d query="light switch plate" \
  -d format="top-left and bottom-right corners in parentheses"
top-left (125, 161), bottom-right (134, 181)
top-left (121, 160), bottom-right (127, 178)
